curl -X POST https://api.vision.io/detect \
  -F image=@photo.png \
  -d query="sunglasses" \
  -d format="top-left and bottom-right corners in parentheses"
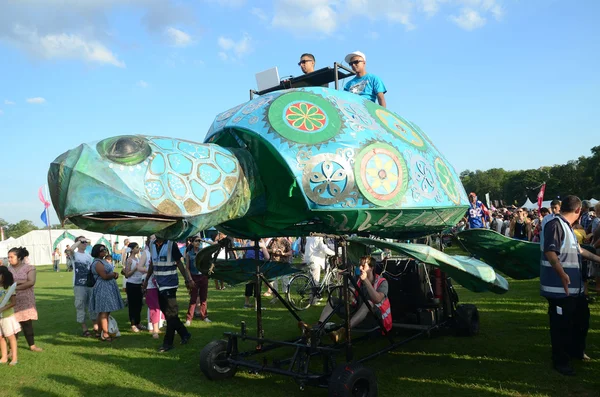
top-left (349, 60), bottom-right (363, 66)
top-left (99, 247), bottom-right (107, 252)
top-left (194, 240), bottom-right (202, 243)
top-left (298, 59), bottom-right (313, 65)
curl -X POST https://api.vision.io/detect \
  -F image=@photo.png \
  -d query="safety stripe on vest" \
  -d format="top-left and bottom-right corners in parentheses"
top-left (540, 261), bottom-right (580, 269)
top-left (541, 285), bottom-right (582, 294)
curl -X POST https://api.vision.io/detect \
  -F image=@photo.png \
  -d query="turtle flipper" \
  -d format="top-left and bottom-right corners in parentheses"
top-left (348, 237), bottom-right (508, 294)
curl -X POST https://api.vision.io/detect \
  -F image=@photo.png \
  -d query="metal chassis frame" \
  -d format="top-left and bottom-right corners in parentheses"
top-left (218, 235), bottom-right (443, 389)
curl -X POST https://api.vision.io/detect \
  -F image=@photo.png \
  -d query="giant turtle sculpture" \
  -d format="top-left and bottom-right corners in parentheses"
top-left (49, 87), bottom-right (469, 241)
top-left (50, 85), bottom-right (535, 395)
top-left (48, 86), bottom-right (519, 293)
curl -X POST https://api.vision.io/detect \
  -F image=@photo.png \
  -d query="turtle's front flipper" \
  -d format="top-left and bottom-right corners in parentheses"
top-left (48, 135), bottom-right (260, 239)
top-left (455, 229), bottom-right (540, 280)
top-left (348, 237), bottom-right (508, 294)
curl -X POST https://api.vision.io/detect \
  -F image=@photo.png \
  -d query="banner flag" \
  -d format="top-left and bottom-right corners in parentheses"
top-left (38, 185), bottom-right (51, 208)
top-left (41, 209), bottom-right (50, 227)
top-left (537, 183), bottom-right (546, 211)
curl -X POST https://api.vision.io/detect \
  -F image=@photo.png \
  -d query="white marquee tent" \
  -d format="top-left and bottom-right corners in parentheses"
top-left (0, 229), bottom-right (145, 266)
top-left (521, 198), bottom-right (599, 210)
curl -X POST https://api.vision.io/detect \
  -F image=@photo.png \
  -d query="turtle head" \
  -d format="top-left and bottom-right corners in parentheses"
top-left (48, 135), bottom-right (251, 239)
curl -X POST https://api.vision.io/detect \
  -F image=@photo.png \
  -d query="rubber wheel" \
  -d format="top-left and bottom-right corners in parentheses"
top-left (455, 304), bottom-right (479, 336)
top-left (200, 340), bottom-right (237, 380)
top-left (328, 362), bottom-right (378, 397)
top-left (287, 274), bottom-right (313, 311)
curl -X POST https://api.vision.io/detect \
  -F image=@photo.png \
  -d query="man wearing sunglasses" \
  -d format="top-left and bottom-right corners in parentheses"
top-left (343, 51), bottom-right (386, 107)
top-left (298, 53), bottom-right (315, 75)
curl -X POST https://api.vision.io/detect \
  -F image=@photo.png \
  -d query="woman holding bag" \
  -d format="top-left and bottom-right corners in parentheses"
top-left (88, 244), bottom-right (124, 342)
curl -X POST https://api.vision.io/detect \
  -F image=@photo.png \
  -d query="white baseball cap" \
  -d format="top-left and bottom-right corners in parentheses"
top-left (345, 51), bottom-right (366, 64)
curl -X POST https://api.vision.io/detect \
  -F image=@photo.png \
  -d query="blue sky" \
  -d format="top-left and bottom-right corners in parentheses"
top-left (1, 0), bottom-right (599, 226)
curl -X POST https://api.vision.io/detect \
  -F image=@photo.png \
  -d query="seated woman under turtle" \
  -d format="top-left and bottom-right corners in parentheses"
top-left (307, 256), bottom-right (392, 342)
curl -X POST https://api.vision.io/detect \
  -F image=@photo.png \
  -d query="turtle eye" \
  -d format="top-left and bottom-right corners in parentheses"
top-left (97, 136), bottom-right (151, 165)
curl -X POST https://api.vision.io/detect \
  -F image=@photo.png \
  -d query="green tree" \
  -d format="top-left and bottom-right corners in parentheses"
top-left (6, 220), bottom-right (38, 239)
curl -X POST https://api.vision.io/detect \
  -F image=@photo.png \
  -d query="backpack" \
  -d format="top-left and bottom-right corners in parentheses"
top-left (86, 261), bottom-right (99, 287)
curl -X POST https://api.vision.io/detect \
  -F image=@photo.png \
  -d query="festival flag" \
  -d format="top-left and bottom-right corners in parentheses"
top-left (537, 183), bottom-right (546, 211)
top-left (40, 209), bottom-right (50, 227)
top-left (38, 185), bottom-right (51, 208)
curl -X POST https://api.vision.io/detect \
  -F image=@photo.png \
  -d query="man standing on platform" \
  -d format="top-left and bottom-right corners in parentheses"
top-left (143, 237), bottom-right (196, 353)
top-left (540, 195), bottom-right (600, 375)
top-left (343, 51), bottom-right (386, 107)
top-left (298, 53), bottom-right (315, 75)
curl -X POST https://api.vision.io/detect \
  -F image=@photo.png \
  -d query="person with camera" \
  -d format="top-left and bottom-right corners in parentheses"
top-left (66, 236), bottom-right (98, 337)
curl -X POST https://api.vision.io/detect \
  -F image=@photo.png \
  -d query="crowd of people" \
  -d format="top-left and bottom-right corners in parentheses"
top-left (463, 192), bottom-right (600, 375)
top-left (463, 193), bottom-right (600, 247)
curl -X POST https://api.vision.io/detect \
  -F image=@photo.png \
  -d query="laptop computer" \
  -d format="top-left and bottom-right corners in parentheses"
top-left (255, 67), bottom-right (280, 92)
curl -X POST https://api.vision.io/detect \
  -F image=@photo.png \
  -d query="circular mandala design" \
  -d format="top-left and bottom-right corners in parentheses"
top-left (268, 92), bottom-right (341, 144)
top-left (410, 154), bottom-right (438, 200)
top-left (301, 152), bottom-right (355, 206)
top-left (434, 157), bottom-right (461, 205)
top-left (354, 143), bottom-right (408, 207)
top-left (363, 101), bottom-right (426, 150)
top-left (284, 101), bottom-right (328, 132)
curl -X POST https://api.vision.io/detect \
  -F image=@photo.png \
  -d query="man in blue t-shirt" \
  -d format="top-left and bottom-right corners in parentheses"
top-left (343, 51), bottom-right (387, 107)
top-left (465, 192), bottom-right (488, 229)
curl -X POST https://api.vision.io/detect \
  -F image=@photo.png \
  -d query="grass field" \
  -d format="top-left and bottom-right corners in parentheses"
top-left (3, 265), bottom-right (600, 397)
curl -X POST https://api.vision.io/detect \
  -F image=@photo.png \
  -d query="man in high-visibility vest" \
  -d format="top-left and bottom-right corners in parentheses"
top-left (540, 195), bottom-right (600, 376)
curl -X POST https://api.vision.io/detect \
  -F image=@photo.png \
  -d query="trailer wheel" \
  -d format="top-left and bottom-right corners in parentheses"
top-left (200, 340), bottom-right (237, 380)
top-left (328, 362), bottom-right (378, 397)
top-left (455, 304), bottom-right (479, 336)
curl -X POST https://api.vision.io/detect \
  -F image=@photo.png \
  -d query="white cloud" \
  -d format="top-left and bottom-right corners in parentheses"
top-left (137, 80), bottom-right (149, 88)
top-left (217, 36), bottom-right (235, 50)
top-left (165, 27), bottom-right (192, 47)
top-left (26, 97), bottom-right (46, 104)
top-left (272, 0), bottom-right (338, 35)
top-left (270, 0), bottom-right (505, 35)
top-left (10, 25), bottom-right (125, 67)
top-left (217, 33), bottom-right (251, 61)
top-left (209, 0), bottom-right (246, 7)
top-left (4, 100), bottom-right (15, 105)
top-left (449, 8), bottom-right (486, 30)
top-left (251, 7), bottom-right (268, 21)
top-left (0, 1), bottom-right (194, 66)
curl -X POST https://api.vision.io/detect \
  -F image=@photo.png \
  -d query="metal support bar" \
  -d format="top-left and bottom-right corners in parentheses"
top-left (357, 330), bottom-right (425, 364)
top-left (254, 239), bottom-right (264, 349)
top-left (258, 273), bottom-right (303, 323)
top-left (342, 242), bottom-right (352, 362)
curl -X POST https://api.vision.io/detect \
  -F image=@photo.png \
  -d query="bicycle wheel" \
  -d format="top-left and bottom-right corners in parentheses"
top-left (326, 269), bottom-right (343, 293)
top-left (287, 274), bottom-right (313, 311)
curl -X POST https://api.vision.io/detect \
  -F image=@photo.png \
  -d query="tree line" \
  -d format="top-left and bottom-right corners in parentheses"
top-left (460, 146), bottom-right (600, 206)
top-left (0, 218), bottom-right (79, 240)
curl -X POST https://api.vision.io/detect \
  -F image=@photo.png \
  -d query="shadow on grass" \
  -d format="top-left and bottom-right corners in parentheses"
top-left (20, 375), bottom-right (176, 397)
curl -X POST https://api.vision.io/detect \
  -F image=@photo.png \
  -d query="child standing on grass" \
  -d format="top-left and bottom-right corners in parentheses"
top-left (0, 266), bottom-right (20, 365)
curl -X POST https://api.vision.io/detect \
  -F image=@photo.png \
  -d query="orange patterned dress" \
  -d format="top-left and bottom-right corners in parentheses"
top-left (8, 264), bottom-right (39, 322)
